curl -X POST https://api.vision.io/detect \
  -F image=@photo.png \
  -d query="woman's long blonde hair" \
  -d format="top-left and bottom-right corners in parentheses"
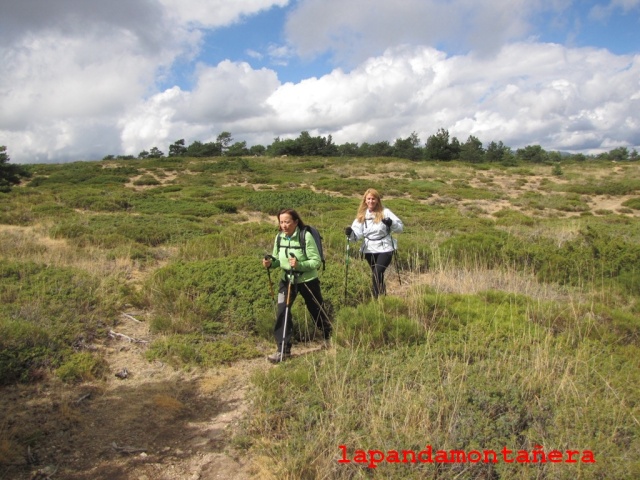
top-left (356, 188), bottom-right (384, 223)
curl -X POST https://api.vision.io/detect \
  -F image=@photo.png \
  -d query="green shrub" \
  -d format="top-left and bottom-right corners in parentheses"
top-left (131, 196), bottom-right (222, 217)
top-left (56, 187), bottom-right (133, 212)
top-left (145, 334), bottom-right (262, 368)
top-left (0, 204), bottom-right (34, 225)
top-left (145, 256), bottom-right (275, 334)
top-left (213, 201), bottom-right (238, 213)
top-left (247, 189), bottom-right (344, 215)
top-left (336, 297), bottom-right (426, 349)
top-left (0, 320), bottom-right (55, 384)
top-left (50, 214), bottom-right (212, 247)
top-left (493, 208), bottom-right (537, 227)
top-left (56, 352), bottom-right (108, 383)
top-left (133, 174), bottom-right (161, 186)
top-left (536, 225), bottom-right (640, 286)
top-left (31, 201), bottom-right (74, 218)
top-left (0, 260), bottom-right (108, 384)
top-left (439, 230), bottom-right (512, 268)
top-left (622, 197), bottom-right (640, 210)
top-left (27, 162), bottom-right (138, 187)
top-left (196, 158), bottom-right (254, 173)
top-left (50, 221), bottom-right (91, 240)
top-left (563, 179), bottom-right (640, 196)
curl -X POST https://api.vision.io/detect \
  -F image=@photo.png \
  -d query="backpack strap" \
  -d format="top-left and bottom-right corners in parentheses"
top-left (275, 230), bottom-right (305, 255)
top-left (299, 226), bottom-right (308, 256)
top-left (363, 219), bottom-right (390, 240)
top-left (276, 227), bottom-right (324, 271)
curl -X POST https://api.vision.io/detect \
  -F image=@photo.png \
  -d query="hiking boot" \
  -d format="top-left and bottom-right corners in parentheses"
top-left (267, 350), bottom-right (290, 364)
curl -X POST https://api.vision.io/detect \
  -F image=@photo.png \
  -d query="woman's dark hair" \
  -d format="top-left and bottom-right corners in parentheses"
top-left (277, 208), bottom-right (306, 231)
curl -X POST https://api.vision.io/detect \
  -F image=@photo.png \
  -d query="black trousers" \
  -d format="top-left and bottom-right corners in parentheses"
top-left (274, 277), bottom-right (331, 349)
top-left (364, 251), bottom-right (394, 298)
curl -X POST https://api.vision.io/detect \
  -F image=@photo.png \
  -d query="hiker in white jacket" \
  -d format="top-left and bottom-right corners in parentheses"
top-left (345, 188), bottom-right (403, 298)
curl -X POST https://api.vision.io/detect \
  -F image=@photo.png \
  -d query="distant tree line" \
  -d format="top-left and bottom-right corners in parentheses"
top-left (101, 128), bottom-right (636, 164)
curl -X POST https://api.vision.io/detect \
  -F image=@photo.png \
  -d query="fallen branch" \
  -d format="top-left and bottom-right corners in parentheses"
top-left (121, 312), bottom-right (142, 323)
top-left (75, 393), bottom-right (92, 405)
top-left (108, 330), bottom-right (148, 344)
top-left (111, 441), bottom-right (147, 454)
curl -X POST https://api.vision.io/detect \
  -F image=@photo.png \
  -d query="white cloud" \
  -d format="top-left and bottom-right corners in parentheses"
top-left (124, 42), bottom-right (639, 157)
top-left (606, 0), bottom-right (640, 11)
top-left (118, 60), bottom-right (280, 155)
top-left (246, 49), bottom-right (264, 60)
top-left (1, 32), bottom-right (156, 128)
top-left (284, 0), bottom-right (572, 64)
top-left (267, 44), bottom-right (295, 66)
top-left (590, 0), bottom-right (640, 19)
top-left (157, 0), bottom-right (290, 27)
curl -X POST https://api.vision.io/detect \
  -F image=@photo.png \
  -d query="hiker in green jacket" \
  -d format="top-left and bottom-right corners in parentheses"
top-left (262, 209), bottom-right (331, 363)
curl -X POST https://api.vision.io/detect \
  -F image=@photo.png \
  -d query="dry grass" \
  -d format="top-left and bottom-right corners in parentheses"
top-left (0, 223), bottom-right (167, 287)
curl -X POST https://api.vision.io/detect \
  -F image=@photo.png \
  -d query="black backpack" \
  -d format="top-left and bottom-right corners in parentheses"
top-left (277, 225), bottom-right (326, 271)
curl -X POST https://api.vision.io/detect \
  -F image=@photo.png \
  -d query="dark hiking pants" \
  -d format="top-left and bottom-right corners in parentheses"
top-left (364, 251), bottom-right (394, 298)
top-left (274, 277), bottom-right (331, 349)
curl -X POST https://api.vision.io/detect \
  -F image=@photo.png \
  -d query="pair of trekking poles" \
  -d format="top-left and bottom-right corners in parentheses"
top-left (265, 253), bottom-right (297, 362)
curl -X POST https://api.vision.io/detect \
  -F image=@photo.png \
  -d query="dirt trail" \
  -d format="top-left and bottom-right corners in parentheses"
top-left (0, 307), bottom-right (329, 480)
top-left (0, 223), bottom-right (325, 480)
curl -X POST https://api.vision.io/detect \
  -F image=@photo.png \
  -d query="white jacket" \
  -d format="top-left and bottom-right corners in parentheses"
top-left (349, 207), bottom-right (403, 254)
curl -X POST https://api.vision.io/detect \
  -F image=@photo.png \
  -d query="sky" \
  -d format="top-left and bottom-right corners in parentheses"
top-left (1, 0), bottom-right (639, 164)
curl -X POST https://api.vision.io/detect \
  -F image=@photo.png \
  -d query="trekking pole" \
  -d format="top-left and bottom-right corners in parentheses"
top-left (280, 253), bottom-right (296, 362)
top-left (344, 234), bottom-right (350, 303)
top-left (264, 255), bottom-right (275, 302)
top-left (389, 231), bottom-right (402, 286)
top-left (264, 254), bottom-right (278, 317)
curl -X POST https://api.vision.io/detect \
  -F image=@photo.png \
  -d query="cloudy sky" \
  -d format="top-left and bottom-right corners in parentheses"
top-left (1, 0), bottom-right (639, 164)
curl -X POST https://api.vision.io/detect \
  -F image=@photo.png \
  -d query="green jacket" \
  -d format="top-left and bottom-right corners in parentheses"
top-left (270, 227), bottom-right (321, 283)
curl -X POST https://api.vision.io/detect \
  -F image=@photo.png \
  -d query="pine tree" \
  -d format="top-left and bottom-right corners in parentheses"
top-left (0, 146), bottom-right (30, 192)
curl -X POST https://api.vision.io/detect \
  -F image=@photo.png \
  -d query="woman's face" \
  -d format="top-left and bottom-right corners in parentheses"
top-left (279, 213), bottom-right (298, 236)
top-left (365, 194), bottom-right (379, 211)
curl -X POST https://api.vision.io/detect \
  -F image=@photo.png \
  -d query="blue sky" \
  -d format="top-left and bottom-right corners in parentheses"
top-left (193, 1), bottom-right (640, 84)
top-left (189, 5), bottom-right (333, 87)
top-left (1, 0), bottom-right (639, 163)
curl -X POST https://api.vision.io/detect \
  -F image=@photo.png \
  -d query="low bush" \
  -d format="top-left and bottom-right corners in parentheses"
top-left (336, 297), bottom-right (427, 349)
top-left (145, 333), bottom-right (262, 368)
top-left (130, 196), bottom-right (223, 217)
top-left (622, 197), bottom-right (640, 210)
top-left (563, 179), bottom-right (640, 196)
top-left (133, 174), bottom-right (161, 186)
top-left (536, 224), bottom-right (640, 287)
top-left (247, 189), bottom-right (343, 215)
top-left (50, 214), bottom-right (212, 247)
top-left (56, 352), bottom-right (109, 383)
top-left (0, 260), bottom-right (108, 384)
top-left (145, 256), bottom-right (275, 335)
top-left (56, 187), bottom-right (134, 212)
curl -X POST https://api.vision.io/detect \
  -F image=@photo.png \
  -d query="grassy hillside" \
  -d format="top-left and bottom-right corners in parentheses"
top-left (1, 156), bottom-right (639, 479)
